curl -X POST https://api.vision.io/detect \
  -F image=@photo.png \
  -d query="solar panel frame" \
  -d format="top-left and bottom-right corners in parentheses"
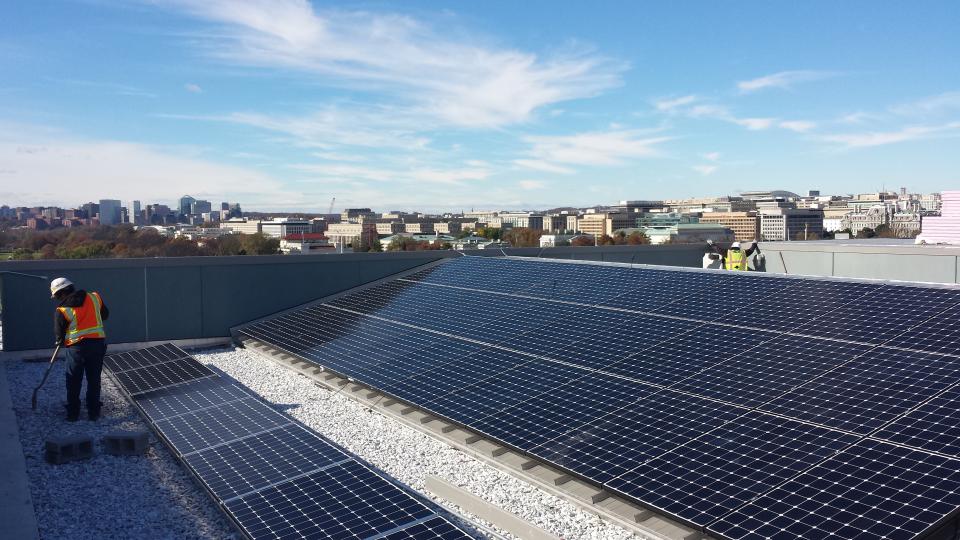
top-left (104, 342), bottom-right (191, 372)
top-left (154, 398), bottom-right (293, 455)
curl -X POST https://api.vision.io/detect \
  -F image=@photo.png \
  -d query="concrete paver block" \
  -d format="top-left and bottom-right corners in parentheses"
top-left (102, 431), bottom-right (150, 456)
top-left (44, 435), bottom-right (94, 464)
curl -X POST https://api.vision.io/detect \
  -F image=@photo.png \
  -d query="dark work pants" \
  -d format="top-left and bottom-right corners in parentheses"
top-left (65, 339), bottom-right (106, 416)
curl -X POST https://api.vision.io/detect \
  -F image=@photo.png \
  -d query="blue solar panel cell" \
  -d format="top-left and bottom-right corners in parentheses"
top-left (155, 398), bottom-right (291, 455)
top-left (185, 424), bottom-right (349, 501)
top-left (422, 359), bottom-right (592, 427)
top-left (708, 439), bottom-right (960, 540)
top-left (225, 460), bottom-right (435, 540)
top-left (607, 412), bottom-right (858, 526)
top-left (671, 336), bottom-right (871, 407)
top-left (403, 256), bottom-right (547, 294)
top-left (760, 347), bottom-right (960, 434)
top-left (468, 373), bottom-right (657, 451)
top-left (650, 273), bottom-right (796, 322)
top-left (377, 516), bottom-right (471, 539)
top-left (112, 356), bottom-right (216, 395)
top-left (884, 302), bottom-right (960, 356)
top-left (135, 378), bottom-right (256, 422)
top-left (874, 383), bottom-right (960, 458)
top-left (104, 343), bottom-right (190, 372)
top-left (792, 284), bottom-right (960, 345)
top-left (600, 323), bottom-right (773, 386)
top-left (532, 390), bottom-right (744, 483)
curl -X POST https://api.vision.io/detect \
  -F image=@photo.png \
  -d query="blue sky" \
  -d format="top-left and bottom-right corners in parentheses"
top-left (1, 0), bottom-right (958, 211)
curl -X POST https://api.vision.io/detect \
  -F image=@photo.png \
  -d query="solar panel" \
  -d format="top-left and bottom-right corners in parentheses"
top-left (105, 345), bottom-right (474, 540)
top-left (708, 439), bottom-right (960, 540)
top-left (600, 323), bottom-right (772, 386)
top-left (792, 284), bottom-right (960, 345)
top-left (670, 335), bottom-right (871, 408)
top-left (421, 359), bottom-right (593, 427)
top-left (467, 372), bottom-right (657, 451)
top-left (532, 389), bottom-right (744, 483)
top-left (884, 302), bottom-right (960, 356)
top-left (606, 411), bottom-right (859, 527)
top-left (112, 356), bottom-right (216, 395)
top-left (873, 383), bottom-right (960, 458)
top-left (185, 424), bottom-right (350, 501)
top-left (225, 460), bottom-right (436, 540)
top-left (234, 255), bottom-right (960, 539)
top-left (155, 398), bottom-right (292, 455)
top-left (376, 516), bottom-right (472, 539)
top-left (760, 346), bottom-right (960, 434)
top-left (135, 377), bottom-right (256, 422)
top-left (104, 342), bottom-right (190, 372)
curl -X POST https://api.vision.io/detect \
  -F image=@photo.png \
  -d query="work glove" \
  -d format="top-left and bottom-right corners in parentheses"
top-left (706, 239), bottom-right (714, 245)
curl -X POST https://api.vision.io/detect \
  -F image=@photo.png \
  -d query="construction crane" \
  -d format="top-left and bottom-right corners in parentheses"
top-left (327, 197), bottom-right (336, 215)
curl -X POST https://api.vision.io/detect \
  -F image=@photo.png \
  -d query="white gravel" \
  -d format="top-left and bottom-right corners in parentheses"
top-left (5, 359), bottom-right (236, 540)
top-left (197, 346), bottom-right (638, 540)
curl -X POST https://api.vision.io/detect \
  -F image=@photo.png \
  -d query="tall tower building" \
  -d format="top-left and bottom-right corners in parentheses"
top-left (98, 199), bottom-right (122, 225)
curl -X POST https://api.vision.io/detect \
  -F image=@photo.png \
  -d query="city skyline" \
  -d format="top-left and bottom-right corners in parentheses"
top-left (2, 1), bottom-right (958, 211)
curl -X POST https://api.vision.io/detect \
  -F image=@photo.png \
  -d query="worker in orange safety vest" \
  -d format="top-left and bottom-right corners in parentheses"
top-left (51, 277), bottom-right (109, 421)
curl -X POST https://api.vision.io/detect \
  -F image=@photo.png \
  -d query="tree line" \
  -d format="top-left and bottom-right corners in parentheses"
top-left (0, 225), bottom-right (281, 259)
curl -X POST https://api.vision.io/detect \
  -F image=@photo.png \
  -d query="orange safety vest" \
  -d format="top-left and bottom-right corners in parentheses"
top-left (58, 292), bottom-right (106, 346)
top-left (725, 249), bottom-right (749, 271)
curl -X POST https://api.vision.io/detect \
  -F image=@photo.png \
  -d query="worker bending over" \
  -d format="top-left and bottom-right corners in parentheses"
top-left (51, 277), bottom-right (109, 421)
top-left (707, 240), bottom-right (760, 271)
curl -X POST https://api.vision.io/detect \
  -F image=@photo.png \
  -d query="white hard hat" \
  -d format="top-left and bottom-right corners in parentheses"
top-left (50, 277), bottom-right (73, 298)
top-left (731, 241), bottom-right (742, 249)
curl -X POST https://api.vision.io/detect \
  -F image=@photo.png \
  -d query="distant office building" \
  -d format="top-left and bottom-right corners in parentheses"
top-left (577, 212), bottom-right (635, 237)
top-left (498, 212), bottom-right (544, 230)
top-left (808, 190), bottom-right (821, 197)
top-left (98, 199), bottom-right (122, 225)
top-left (179, 195), bottom-right (196, 216)
top-left (645, 223), bottom-right (735, 245)
top-left (341, 208), bottom-right (376, 223)
top-left (127, 200), bottom-right (141, 224)
top-left (260, 219), bottom-right (312, 238)
top-left (191, 199), bottom-right (212, 215)
top-left (82, 202), bottom-right (100, 220)
top-left (326, 222), bottom-right (377, 246)
top-left (613, 200), bottom-right (665, 214)
top-left (760, 208), bottom-right (824, 241)
top-left (697, 212), bottom-right (760, 242)
top-left (403, 221), bottom-right (435, 234)
top-left (220, 218), bottom-right (262, 235)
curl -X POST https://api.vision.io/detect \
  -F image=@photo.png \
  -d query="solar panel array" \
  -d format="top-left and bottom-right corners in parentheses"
top-left (104, 343), bottom-right (473, 540)
top-left (237, 256), bottom-right (960, 539)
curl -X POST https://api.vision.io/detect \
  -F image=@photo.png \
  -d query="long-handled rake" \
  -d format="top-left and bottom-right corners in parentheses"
top-left (31, 344), bottom-right (61, 410)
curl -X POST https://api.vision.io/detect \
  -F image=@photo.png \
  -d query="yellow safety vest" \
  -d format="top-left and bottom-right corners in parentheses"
top-left (58, 292), bottom-right (106, 346)
top-left (725, 249), bottom-right (748, 271)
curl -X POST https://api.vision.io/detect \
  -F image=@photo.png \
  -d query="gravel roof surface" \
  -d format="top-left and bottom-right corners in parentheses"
top-left (197, 346), bottom-right (638, 540)
top-left (6, 359), bottom-right (236, 540)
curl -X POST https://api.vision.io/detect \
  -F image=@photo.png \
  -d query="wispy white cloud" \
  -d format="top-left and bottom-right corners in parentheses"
top-left (312, 151), bottom-right (367, 162)
top-left (820, 122), bottom-right (960, 148)
top-left (692, 165), bottom-right (718, 176)
top-left (733, 117), bottom-right (777, 130)
top-left (290, 162), bottom-right (490, 185)
top-left (737, 70), bottom-right (834, 93)
top-left (889, 91), bottom-right (960, 117)
top-left (518, 179), bottom-right (546, 190)
top-left (523, 129), bottom-right (671, 166)
top-left (779, 120), bottom-right (816, 132)
top-left (184, 82), bottom-right (203, 93)
top-left (838, 111), bottom-right (879, 125)
top-left (161, 0), bottom-right (625, 128)
top-left (513, 159), bottom-right (576, 174)
top-left (169, 106), bottom-right (434, 151)
top-left (702, 151), bottom-right (721, 161)
top-left (654, 95), bottom-right (698, 111)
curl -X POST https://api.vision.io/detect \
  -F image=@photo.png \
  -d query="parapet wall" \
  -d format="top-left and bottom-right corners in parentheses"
top-left (0, 244), bottom-right (707, 352)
